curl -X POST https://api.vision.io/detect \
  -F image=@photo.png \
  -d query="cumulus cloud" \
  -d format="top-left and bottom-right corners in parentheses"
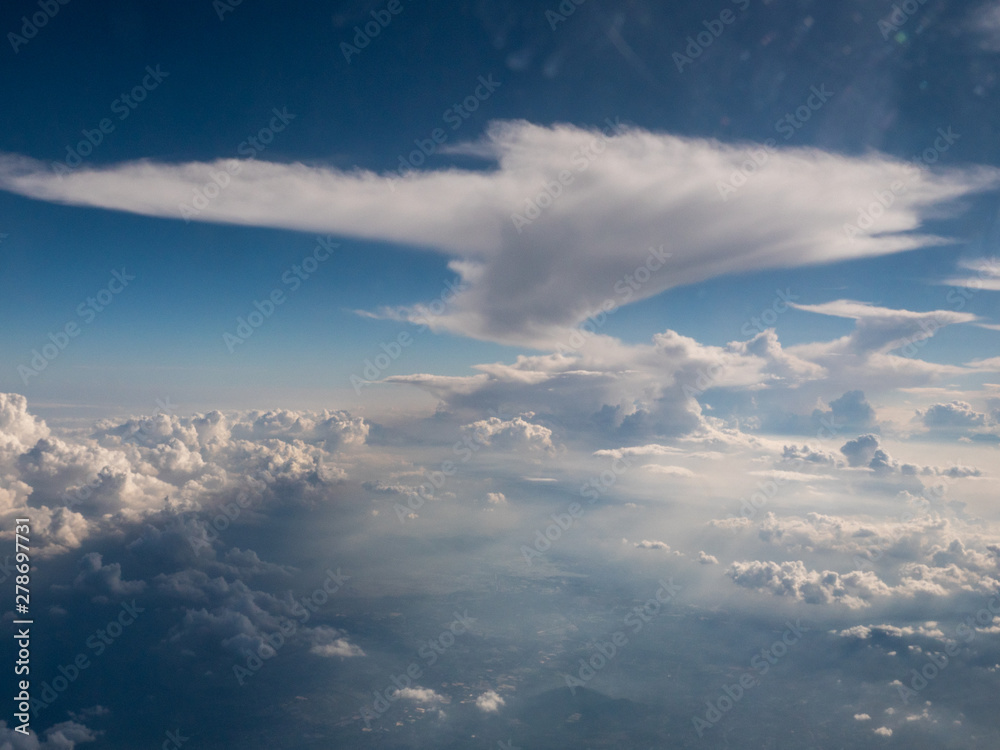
top-left (0, 392), bottom-right (50, 452)
top-left (1, 377), bottom-right (997, 745)
top-left (396, 687), bottom-right (446, 704)
top-left (0, 720), bottom-right (96, 749)
top-left (756, 510), bottom-right (1000, 584)
top-left (384, 326), bottom-right (819, 445)
top-left (874, 727), bottom-right (893, 737)
top-left (731, 504), bottom-right (1000, 605)
top-left (94, 407), bottom-right (368, 454)
top-left (307, 626), bottom-right (366, 658)
top-left (0, 397), bottom-right (370, 555)
top-left (728, 560), bottom-right (892, 608)
top-left (838, 434), bottom-right (906, 474)
top-left (634, 539), bottom-right (672, 551)
top-left (756, 388), bottom-right (879, 437)
top-left (837, 625), bottom-right (876, 639)
top-left (840, 434), bottom-right (882, 468)
top-left (460, 413), bottom-right (555, 452)
top-left (475, 690), bottom-right (506, 713)
top-left (835, 433), bottom-right (981, 477)
top-left (818, 390), bottom-right (877, 432)
top-left (383, 299), bottom-right (980, 451)
top-left (917, 401), bottom-right (988, 429)
top-left (1, 121), bottom-right (995, 346)
top-left (832, 622), bottom-right (949, 642)
top-left (227, 409), bottom-right (369, 450)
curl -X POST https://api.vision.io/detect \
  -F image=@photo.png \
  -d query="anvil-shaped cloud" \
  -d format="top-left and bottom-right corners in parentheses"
top-left (1, 121), bottom-right (996, 345)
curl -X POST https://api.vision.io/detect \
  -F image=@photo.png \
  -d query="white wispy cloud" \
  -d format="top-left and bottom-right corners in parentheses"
top-left (1, 121), bottom-right (996, 346)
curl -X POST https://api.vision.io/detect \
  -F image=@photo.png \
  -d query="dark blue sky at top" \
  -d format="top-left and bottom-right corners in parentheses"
top-left (2, 0), bottom-right (994, 163)
top-left (1, 0), bottom-right (998, 414)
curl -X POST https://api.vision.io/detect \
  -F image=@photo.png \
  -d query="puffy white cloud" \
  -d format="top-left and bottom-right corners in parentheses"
top-left (461, 413), bottom-right (555, 452)
top-left (0, 720), bottom-right (96, 749)
top-left (2, 121), bottom-right (995, 345)
top-left (756, 510), bottom-right (1000, 581)
top-left (3, 372), bottom-right (999, 748)
top-left (756, 512), bottom-right (941, 557)
top-left (832, 622), bottom-right (948, 641)
top-left (307, 626), bottom-right (366, 658)
top-left (708, 516), bottom-right (752, 531)
top-left (395, 687), bottom-right (446, 704)
top-left (94, 408), bottom-right (368, 455)
top-left (928, 538), bottom-right (998, 571)
top-left (917, 401), bottom-right (988, 429)
top-left (835, 433), bottom-right (983, 477)
top-left (728, 560), bottom-right (892, 608)
top-left (854, 713), bottom-right (871, 721)
top-left (838, 434), bottom-right (908, 475)
top-left (779, 444), bottom-right (842, 466)
top-left (835, 625), bottom-right (874, 639)
top-left (892, 561), bottom-right (994, 597)
top-left (724, 329), bottom-right (825, 383)
top-left (0, 394), bottom-right (367, 555)
top-left (874, 727), bottom-right (893, 737)
top-left (385, 327), bottom-right (811, 445)
top-left (475, 690), bottom-right (506, 713)
top-left (840, 434), bottom-right (882, 468)
top-left (0, 392), bottom-right (50, 453)
top-left (228, 409), bottom-right (369, 450)
top-left (732, 503), bottom-right (1000, 605)
top-left (820, 390), bottom-right (877, 431)
top-left (382, 300), bottom-right (983, 451)
top-left (634, 539), bottom-right (671, 551)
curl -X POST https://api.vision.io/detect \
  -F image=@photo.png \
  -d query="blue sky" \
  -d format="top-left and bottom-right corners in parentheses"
top-left (4, 2), bottom-right (1000, 748)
